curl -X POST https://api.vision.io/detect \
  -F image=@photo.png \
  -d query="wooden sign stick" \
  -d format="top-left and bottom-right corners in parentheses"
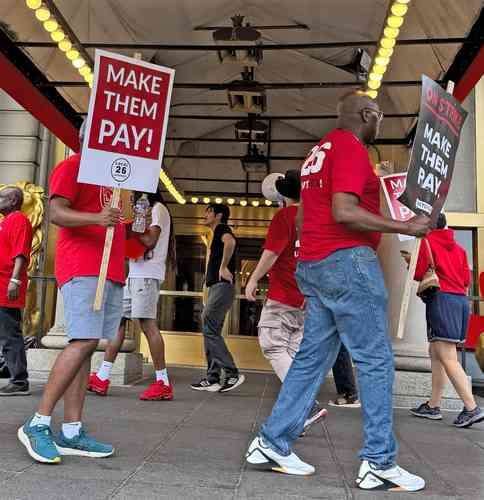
top-left (93, 187), bottom-right (121, 311)
top-left (396, 80), bottom-right (455, 339)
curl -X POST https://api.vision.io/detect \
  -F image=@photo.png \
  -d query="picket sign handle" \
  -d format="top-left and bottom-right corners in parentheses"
top-left (93, 188), bottom-right (121, 311)
top-left (396, 80), bottom-right (455, 339)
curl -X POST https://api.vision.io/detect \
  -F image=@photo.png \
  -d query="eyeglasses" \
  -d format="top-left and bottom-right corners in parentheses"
top-left (361, 107), bottom-right (384, 121)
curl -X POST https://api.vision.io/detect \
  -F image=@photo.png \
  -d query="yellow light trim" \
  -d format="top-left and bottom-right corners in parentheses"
top-left (79, 65), bottom-right (91, 76)
top-left (43, 19), bottom-right (58, 32)
top-left (240, 199), bottom-right (248, 207)
top-left (191, 197), bottom-right (199, 204)
top-left (380, 38), bottom-right (396, 49)
top-left (395, 0), bottom-right (411, 3)
top-left (264, 200), bottom-right (272, 206)
top-left (215, 197), bottom-right (223, 204)
top-left (378, 47), bottom-right (394, 58)
top-left (26, 0), bottom-right (42, 9)
top-left (158, 169), bottom-right (186, 204)
top-left (369, 72), bottom-right (383, 82)
top-left (383, 27), bottom-right (399, 39)
top-left (84, 74), bottom-right (93, 84)
top-left (251, 200), bottom-right (260, 207)
top-left (367, 79), bottom-right (381, 90)
top-left (66, 49), bottom-right (80, 60)
top-left (203, 197), bottom-right (211, 204)
top-left (227, 198), bottom-right (235, 205)
top-left (366, 90), bottom-right (378, 99)
top-left (375, 56), bottom-right (390, 66)
top-left (372, 64), bottom-right (387, 75)
top-left (58, 39), bottom-right (72, 52)
top-left (51, 30), bottom-right (65, 42)
top-left (391, 3), bottom-right (409, 16)
top-left (35, 7), bottom-right (51, 21)
top-left (72, 57), bottom-right (86, 69)
top-left (387, 16), bottom-right (404, 28)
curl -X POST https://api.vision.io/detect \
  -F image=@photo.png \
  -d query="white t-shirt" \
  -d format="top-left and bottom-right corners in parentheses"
top-left (128, 202), bottom-right (171, 281)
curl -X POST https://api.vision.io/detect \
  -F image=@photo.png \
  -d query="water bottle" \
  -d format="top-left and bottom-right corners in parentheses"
top-left (132, 194), bottom-right (149, 233)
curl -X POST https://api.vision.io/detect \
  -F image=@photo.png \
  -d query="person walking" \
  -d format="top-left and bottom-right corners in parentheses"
top-left (245, 90), bottom-right (430, 492)
top-left (246, 170), bottom-right (327, 429)
top-left (328, 344), bottom-right (360, 408)
top-left (409, 213), bottom-right (484, 427)
top-left (18, 123), bottom-right (124, 464)
top-left (191, 203), bottom-right (245, 393)
top-left (88, 187), bottom-right (175, 401)
top-left (0, 187), bottom-right (33, 397)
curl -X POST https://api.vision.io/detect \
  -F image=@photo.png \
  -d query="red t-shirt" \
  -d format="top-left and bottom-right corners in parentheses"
top-left (299, 129), bottom-right (381, 261)
top-left (0, 211), bottom-right (33, 308)
top-left (264, 205), bottom-right (304, 308)
top-left (49, 154), bottom-right (125, 287)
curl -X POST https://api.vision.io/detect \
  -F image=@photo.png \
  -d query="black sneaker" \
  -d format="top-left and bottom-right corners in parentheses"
top-left (219, 374), bottom-right (245, 393)
top-left (190, 379), bottom-right (221, 392)
top-left (410, 402), bottom-right (442, 420)
top-left (0, 382), bottom-right (30, 396)
top-left (453, 406), bottom-right (484, 428)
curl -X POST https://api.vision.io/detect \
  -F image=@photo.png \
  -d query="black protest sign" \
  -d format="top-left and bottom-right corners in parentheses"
top-left (398, 75), bottom-right (468, 222)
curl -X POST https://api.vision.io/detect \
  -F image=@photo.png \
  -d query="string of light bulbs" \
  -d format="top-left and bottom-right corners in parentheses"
top-left (190, 196), bottom-right (273, 208)
top-left (366, 0), bottom-right (411, 99)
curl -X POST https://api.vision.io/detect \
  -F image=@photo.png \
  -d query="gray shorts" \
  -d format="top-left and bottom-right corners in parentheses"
top-left (61, 277), bottom-right (123, 341)
top-left (123, 278), bottom-right (160, 320)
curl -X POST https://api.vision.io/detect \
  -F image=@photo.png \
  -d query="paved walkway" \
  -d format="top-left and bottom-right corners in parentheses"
top-left (1, 367), bottom-right (483, 500)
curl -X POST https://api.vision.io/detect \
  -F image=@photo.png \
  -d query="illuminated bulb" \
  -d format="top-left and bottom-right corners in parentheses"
top-left (203, 197), bottom-right (211, 204)
top-left (85, 74), bottom-right (93, 85)
top-left (366, 90), bottom-right (378, 99)
top-left (35, 6), bottom-right (51, 22)
top-left (215, 197), bottom-right (223, 204)
top-left (378, 47), bottom-right (394, 58)
top-left (180, 199), bottom-right (186, 205)
top-left (383, 27), bottom-right (399, 39)
top-left (380, 37), bottom-right (396, 49)
top-left (240, 199), bottom-right (248, 207)
top-left (58, 39), bottom-right (72, 52)
top-left (375, 56), bottom-right (390, 66)
top-left (191, 197), bottom-right (199, 204)
top-left (43, 19), bottom-right (58, 32)
top-left (395, 0), bottom-right (411, 3)
top-left (387, 16), bottom-right (404, 28)
top-left (251, 200), bottom-right (260, 207)
top-left (72, 57), bottom-right (86, 69)
top-left (51, 30), bottom-right (65, 42)
top-left (66, 49), bottom-right (80, 60)
top-left (372, 64), bottom-right (387, 75)
top-left (79, 65), bottom-right (91, 76)
top-left (227, 198), bottom-right (235, 205)
top-left (367, 79), bottom-right (381, 90)
top-left (391, 3), bottom-right (409, 16)
top-left (26, 0), bottom-right (42, 9)
top-left (264, 200), bottom-right (272, 206)
top-left (369, 72), bottom-right (383, 82)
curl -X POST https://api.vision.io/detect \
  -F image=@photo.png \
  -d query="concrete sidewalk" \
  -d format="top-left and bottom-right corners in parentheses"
top-left (1, 367), bottom-right (483, 500)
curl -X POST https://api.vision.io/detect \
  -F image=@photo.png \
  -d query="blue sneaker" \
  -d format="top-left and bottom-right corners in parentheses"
top-left (410, 402), bottom-right (443, 420)
top-left (55, 429), bottom-right (114, 457)
top-left (17, 417), bottom-right (61, 464)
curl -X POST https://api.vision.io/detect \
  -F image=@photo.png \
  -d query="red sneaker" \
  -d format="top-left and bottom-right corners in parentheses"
top-left (139, 381), bottom-right (174, 401)
top-left (87, 373), bottom-right (110, 396)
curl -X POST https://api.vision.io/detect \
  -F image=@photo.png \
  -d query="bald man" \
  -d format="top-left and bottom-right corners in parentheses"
top-left (0, 187), bottom-right (33, 396)
top-left (246, 91), bottom-right (430, 492)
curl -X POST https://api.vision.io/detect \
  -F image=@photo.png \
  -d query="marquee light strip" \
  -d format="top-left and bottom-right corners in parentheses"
top-left (365, 0), bottom-right (411, 99)
top-left (160, 169), bottom-right (186, 204)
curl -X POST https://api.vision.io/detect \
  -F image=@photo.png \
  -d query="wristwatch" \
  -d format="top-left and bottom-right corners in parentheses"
top-left (9, 278), bottom-right (21, 286)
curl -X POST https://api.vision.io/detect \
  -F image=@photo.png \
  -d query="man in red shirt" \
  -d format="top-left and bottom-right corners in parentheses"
top-left (246, 171), bottom-right (327, 430)
top-left (0, 187), bottom-right (33, 397)
top-left (246, 91), bottom-right (430, 492)
top-left (18, 123), bottom-right (125, 464)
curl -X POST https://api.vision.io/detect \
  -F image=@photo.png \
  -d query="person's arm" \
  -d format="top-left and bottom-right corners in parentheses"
top-left (138, 226), bottom-right (161, 250)
top-left (414, 240), bottom-right (430, 281)
top-left (219, 233), bottom-right (236, 283)
top-left (332, 192), bottom-right (430, 237)
top-left (296, 201), bottom-right (303, 237)
top-left (245, 250), bottom-right (279, 301)
top-left (7, 255), bottom-right (27, 301)
top-left (50, 196), bottom-right (121, 228)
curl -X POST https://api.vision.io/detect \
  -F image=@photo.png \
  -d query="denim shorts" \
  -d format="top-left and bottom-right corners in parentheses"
top-left (123, 278), bottom-right (160, 320)
top-left (426, 291), bottom-right (470, 343)
top-left (61, 277), bottom-right (123, 341)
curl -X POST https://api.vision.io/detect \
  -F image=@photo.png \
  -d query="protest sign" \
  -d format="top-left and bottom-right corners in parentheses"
top-left (398, 75), bottom-right (468, 223)
top-left (79, 50), bottom-right (175, 193)
top-left (380, 173), bottom-right (415, 241)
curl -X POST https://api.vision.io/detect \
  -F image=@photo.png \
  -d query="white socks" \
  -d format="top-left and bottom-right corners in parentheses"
top-left (30, 413), bottom-right (51, 428)
top-left (156, 368), bottom-right (169, 385)
top-left (62, 421), bottom-right (82, 439)
top-left (97, 361), bottom-right (113, 381)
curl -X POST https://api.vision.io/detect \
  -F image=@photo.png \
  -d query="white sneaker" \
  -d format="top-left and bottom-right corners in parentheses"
top-left (356, 460), bottom-right (425, 492)
top-left (245, 436), bottom-right (315, 476)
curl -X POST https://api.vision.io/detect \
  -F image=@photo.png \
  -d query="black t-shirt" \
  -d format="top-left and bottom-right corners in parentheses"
top-left (206, 224), bottom-right (237, 287)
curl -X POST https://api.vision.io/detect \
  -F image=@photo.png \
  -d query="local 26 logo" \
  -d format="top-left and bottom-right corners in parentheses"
top-left (110, 158), bottom-right (131, 183)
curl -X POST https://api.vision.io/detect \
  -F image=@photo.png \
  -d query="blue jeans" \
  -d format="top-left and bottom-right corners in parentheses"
top-left (260, 246), bottom-right (397, 469)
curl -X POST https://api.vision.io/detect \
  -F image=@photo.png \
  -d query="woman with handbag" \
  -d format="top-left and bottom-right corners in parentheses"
top-left (407, 213), bottom-right (484, 428)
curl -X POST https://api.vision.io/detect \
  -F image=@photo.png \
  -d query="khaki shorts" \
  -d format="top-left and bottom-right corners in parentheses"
top-left (123, 278), bottom-right (160, 320)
